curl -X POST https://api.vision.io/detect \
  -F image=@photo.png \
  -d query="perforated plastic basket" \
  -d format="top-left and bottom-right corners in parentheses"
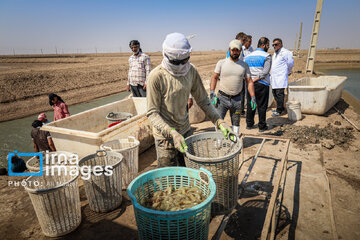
top-left (26, 151), bottom-right (74, 173)
top-left (184, 132), bottom-right (241, 215)
top-left (100, 136), bottom-right (140, 189)
top-left (127, 167), bottom-right (216, 240)
top-left (24, 167), bottom-right (81, 237)
top-left (78, 150), bottom-right (123, 212)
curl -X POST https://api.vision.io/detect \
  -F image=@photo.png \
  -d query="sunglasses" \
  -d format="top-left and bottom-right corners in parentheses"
top-left (272, 43), bottom-right (280, 47)
top-left (165, 55), bottom-right (190, 65)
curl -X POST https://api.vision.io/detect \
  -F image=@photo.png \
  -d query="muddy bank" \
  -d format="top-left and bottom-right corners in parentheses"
top-left (0, 51), bottom-right (223, 122)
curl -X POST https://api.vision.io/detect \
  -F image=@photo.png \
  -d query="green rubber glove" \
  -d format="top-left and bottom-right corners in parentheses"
top-left (170, 129), bottom-right (188, 153)
top-left (251, 96), bottom-right (257, 111)
top-left (217, 121), bottom-right (236, 142)
top-left (210, 91), bottom-right (218, 106)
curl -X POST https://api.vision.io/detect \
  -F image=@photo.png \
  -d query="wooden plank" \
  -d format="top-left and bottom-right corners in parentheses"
top-left (243, 134), bottom-right (291, 141)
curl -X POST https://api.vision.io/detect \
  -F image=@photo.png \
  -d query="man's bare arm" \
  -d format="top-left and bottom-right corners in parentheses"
top-left (246, 77), bottom-right (255, 97)
top-left (210, 72), bottom-right (220, 91)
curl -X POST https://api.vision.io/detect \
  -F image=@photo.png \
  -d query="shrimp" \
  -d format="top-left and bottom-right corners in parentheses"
top-left (140, 185), bottom-right (206, 211)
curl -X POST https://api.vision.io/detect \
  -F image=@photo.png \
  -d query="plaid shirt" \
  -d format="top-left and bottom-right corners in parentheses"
top-left (128, 52), bottom-right (151, 86)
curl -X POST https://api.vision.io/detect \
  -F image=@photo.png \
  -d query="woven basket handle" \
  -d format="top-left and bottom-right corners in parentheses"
top-left (199, 168), bottom-right (212, 186)
top-left (229, 133), bottom-right (238, 143)
top-left (96, 150), bottom-right (107, 157)
top-left (101, 145), bottom-right (113, 151)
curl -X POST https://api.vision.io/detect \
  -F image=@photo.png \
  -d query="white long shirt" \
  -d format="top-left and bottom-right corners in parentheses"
top-left (270, 47), bottom-right (294, 89)
top-left (242, 45), bottom-right (254, 59)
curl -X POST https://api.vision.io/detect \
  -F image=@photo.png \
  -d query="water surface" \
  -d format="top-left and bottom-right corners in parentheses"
top-left (0, 92), bottom-right (130, 167)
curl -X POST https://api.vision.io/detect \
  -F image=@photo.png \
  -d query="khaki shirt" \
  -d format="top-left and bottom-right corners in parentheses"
top-left (147, 64), bottom-right (220, 139)
top-left (215, 58), bottom-right (251, 96)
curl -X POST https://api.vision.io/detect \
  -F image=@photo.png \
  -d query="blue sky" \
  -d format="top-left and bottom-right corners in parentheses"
top-left (0, 0), bottom-right (359, 54)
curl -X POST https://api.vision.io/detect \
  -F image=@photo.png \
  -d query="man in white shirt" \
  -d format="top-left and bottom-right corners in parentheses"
top-left (242, 35), bottom-right (254, 58)
top-left (270, 38), bottom-right (294, 117)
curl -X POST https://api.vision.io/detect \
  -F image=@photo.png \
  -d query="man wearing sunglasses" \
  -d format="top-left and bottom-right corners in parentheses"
top-left (270, 38), bottom-right (294, 117)
top-left (147, 32), bottom-right (233, 167)
top-left (210, 39), bottom-right (256, 136)
top-left (127, 40), bottom-right (151, 97)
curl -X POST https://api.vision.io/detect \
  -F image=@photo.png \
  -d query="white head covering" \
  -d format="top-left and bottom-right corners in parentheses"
top-left (161, 32), bottom-right (192, 77)
top-left (229, 39), bottom-right (242, 50)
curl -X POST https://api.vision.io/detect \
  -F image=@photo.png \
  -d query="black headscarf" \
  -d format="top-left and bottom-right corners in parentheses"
top-left (32, 120), bottom-right (43, 128)
top-left (49, 93), bottom-right (65, 106)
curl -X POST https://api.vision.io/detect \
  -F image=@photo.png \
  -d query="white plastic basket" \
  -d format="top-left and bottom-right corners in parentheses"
top-left (78, 150), bottom-right (123, 212)
top-left (185, 132), bottom-right (242, 215)
top-left (100, 136), bottom-right (140, 188)
top-left (26, 151), bottom-right (74, 173)
top-left (24, 168), bottom-right (81, 237)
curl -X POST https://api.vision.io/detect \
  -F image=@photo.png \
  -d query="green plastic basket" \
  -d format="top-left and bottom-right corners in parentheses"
top-left (127, 167), bottom-right (216, 240)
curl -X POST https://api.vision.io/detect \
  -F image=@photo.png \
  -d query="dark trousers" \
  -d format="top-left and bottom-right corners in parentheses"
top-left (246, 82), bottom-right (269, 129)
top-left (272, 88), bottom-right (285, 113)
top-left (130, 85), bottom-right (146, 97)
top-left (240, 81), bottom-right (246, 112)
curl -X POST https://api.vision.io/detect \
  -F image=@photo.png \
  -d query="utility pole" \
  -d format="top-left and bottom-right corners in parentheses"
top-left (41, 49), bottom-right (43, 54)
top-left (297, 22), bottom-right (303, 56)
top-left (55, 46), bottom-right (58, 55)
top-left (295, 33), bottom-right (298, 53)
top-left (305, 0), bottom-right (324, 73)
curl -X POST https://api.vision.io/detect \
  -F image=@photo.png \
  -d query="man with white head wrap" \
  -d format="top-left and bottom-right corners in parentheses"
top-left (147, 32), bottom-right (233, 167)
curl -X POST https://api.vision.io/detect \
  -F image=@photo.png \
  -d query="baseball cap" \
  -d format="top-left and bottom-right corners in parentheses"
top-left (229, 39), bottom-right (242, 50)
top-left (38, 113), bottom-right (47, 121)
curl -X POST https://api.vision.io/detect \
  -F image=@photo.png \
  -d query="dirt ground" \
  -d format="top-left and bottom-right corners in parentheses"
top-left (0, 49), bottom-right (360, 239)
top-left (1, 49), bottom-right (360, 122)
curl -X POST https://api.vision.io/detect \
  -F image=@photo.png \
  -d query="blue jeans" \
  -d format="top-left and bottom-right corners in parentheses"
top-left (130, 85), bottom-right (146, 97)
top-left (217, 92), bottom-right (242, 126)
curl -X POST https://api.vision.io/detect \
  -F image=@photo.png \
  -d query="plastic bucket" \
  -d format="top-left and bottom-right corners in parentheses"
top-left (127, 167), bottom-right (216, 240)
top-left (100, 136), bottom-right (140, 189)
top-left (184, 132), bottom-right (242, 215)
top-left (78, 150), bottom-right (123, 212)
top-left (24, 167), bottom-right (81, 237)
top-left (286, 101), bottom-right (302, 121)
top-left (106, 112), bottom-right (133, 125)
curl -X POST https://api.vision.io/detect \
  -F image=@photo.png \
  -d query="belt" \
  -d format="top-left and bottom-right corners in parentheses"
top-left (218, 90), bottom-right (241, 99)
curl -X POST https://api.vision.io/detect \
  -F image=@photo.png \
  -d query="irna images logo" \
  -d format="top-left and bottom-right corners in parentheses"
top-left (8, 151), bottom-right (43, 176)
top-left (8, 150), bottom-right (114, 180)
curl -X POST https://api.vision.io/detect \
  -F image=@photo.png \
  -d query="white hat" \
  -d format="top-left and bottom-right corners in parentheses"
top-left (162, 32), bottom-right (192, 60)
top-left (229, 39), bottom-right (242, 50)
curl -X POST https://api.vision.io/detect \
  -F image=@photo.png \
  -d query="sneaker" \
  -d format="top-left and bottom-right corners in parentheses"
top-left (259, 126), bottom-right (269, 132)
top-left (272, 112), bottom-right (280, 117)
top-left (241, 110), bottom-right (246, 116)
top-left (246, 125), bottom-right (254, 130)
